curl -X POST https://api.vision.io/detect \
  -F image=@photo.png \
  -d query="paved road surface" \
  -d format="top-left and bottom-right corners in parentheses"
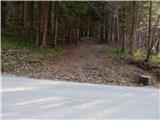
top-left (1, 74), bottom-right (159, 119)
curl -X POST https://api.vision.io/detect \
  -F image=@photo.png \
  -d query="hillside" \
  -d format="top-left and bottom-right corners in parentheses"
top-left (2, 34), bottom-right (160, 87)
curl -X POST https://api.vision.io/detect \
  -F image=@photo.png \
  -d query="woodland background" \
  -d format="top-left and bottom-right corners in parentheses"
top-left (1, 1), bottom-right (160, 86)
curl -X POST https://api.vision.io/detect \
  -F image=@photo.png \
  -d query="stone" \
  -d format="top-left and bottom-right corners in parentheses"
top-left (139, 75), bottom-right (151, 86)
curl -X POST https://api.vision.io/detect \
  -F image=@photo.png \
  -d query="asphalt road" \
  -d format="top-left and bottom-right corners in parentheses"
top-left (1, 74), bottom-right (159, 119)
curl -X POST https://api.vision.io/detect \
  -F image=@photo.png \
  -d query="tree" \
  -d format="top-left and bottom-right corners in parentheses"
top-left (40, 2), bottom-right (49, 48)
top-left (145, 1), bottom-right (152, 62)
top-left (54, 2), bottom-right (58, 47)
top-left (1, 1), bottom-right (160, 56)
top-left (129, 1), bottom-right (137, 55)
top-left (115, 1), bottom-right (120, 53)
top-left (121, 2), bottom-right (127, 52)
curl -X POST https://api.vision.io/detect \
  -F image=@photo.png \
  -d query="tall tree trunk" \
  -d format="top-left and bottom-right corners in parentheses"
top-left (54, 14), bottom-right (58, 47)
top-left (41, 2), bottom-right (49, 48)
top-left (61, 20), bottom-right (64, 46)
top-left (19, 3), bottom-right (23, 26)
top-left (145, 1), bottom-right (152, 62)
top-left (53, 2), bottom-right (58, 47)
top-left (98, 24), bottom-right (101, 39)
top-left (110, 15), bottom-right (114, 47)
top-left (102, 20), bottom-right (106, 42)
top-left (102, 3), bottom-right (106, 42)
top-left (93, 29), bottom-right (96, 38)
top-left (121, 2), bottom-right (126, 52)
top-left (129, 1), bottom-right (136, 55)
top-left (82, 30), bottom-right (85, 37)
top-left (87, 25), bottom-right (90, 36)
top-left (116, 1), bottom-right (120, 53)
top-left (12, 2), bottom-right (16, 25)
top-left (77, 28), bottom-right (80, 44)
top-left (67, 29), bottom-right (71, 45)
top-left (24, 1), bottom-right (27, 40)
top-left (35, 2), bottom-right (39, 47)
top-left (51, 2), bottom-right (54, 46)
top-left (156, 40), bottom-right (160, 53)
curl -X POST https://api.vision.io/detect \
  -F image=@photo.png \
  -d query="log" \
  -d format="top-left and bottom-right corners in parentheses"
top-left (139, 75), bottom-right (151, 86)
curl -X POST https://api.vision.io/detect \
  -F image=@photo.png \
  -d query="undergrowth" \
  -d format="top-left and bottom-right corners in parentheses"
top-left (103, 45), bottom-right (129, 60)
top-left (1, 33), bottom-right (56, 73)
top-left (104, 45), bottom-right (160, 68)
top-left (1, 33), bottom-right (56, 54)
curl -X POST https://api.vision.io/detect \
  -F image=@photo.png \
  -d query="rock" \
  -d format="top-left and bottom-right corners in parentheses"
top-left (139, 75), bottom-right (151, 86)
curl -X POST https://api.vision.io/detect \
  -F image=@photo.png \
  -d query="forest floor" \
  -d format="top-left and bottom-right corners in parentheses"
top-left (35, 43), bottom-right (160, 87)
top-left (2, 36), bottom-right (160, 87)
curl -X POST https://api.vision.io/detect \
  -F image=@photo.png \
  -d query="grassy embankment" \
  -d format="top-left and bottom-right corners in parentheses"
top-left (104, 45), bottom-right (160, 68)
top-left (1, 33), bottom-right (56, 73)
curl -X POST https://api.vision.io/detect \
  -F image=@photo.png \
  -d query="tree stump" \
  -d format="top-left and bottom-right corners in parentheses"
top-left (139, 75), bottom-right (151, 86)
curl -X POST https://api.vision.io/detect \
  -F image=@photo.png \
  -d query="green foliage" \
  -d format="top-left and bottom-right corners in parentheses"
top-left (150, 52), bottom-right (160, 67)
top-left (1, 33), bottom-right (33, 49)
top-left (1, 33), bottom-right (56, 54)
top-left (131, 48), bottom-right (160, 67)
top-left (59, 2), bottom-right (89, 28)
top-left (131, 48), bottom-right (147, 61)
top-left (104, 45), bottom-right (160, 67)
top-left (104, 45), bottom-right (128, 60)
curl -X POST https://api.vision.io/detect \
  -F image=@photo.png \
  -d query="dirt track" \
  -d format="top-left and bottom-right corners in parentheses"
top-left (30, 43), bottom-right (159, 87)
top-left (3, 42), bottom-right (159, 87)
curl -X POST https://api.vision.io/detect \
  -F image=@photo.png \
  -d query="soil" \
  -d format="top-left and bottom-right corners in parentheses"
top-left (2, 43), bottom-right (160, 87)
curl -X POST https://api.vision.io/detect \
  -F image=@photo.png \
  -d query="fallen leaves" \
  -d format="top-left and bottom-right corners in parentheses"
top-left (2, 43), bottom-right (160, 87)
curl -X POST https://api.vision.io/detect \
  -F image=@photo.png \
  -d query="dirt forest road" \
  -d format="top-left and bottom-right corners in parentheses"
top-left (28, 43), bottom-right (158, 87)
